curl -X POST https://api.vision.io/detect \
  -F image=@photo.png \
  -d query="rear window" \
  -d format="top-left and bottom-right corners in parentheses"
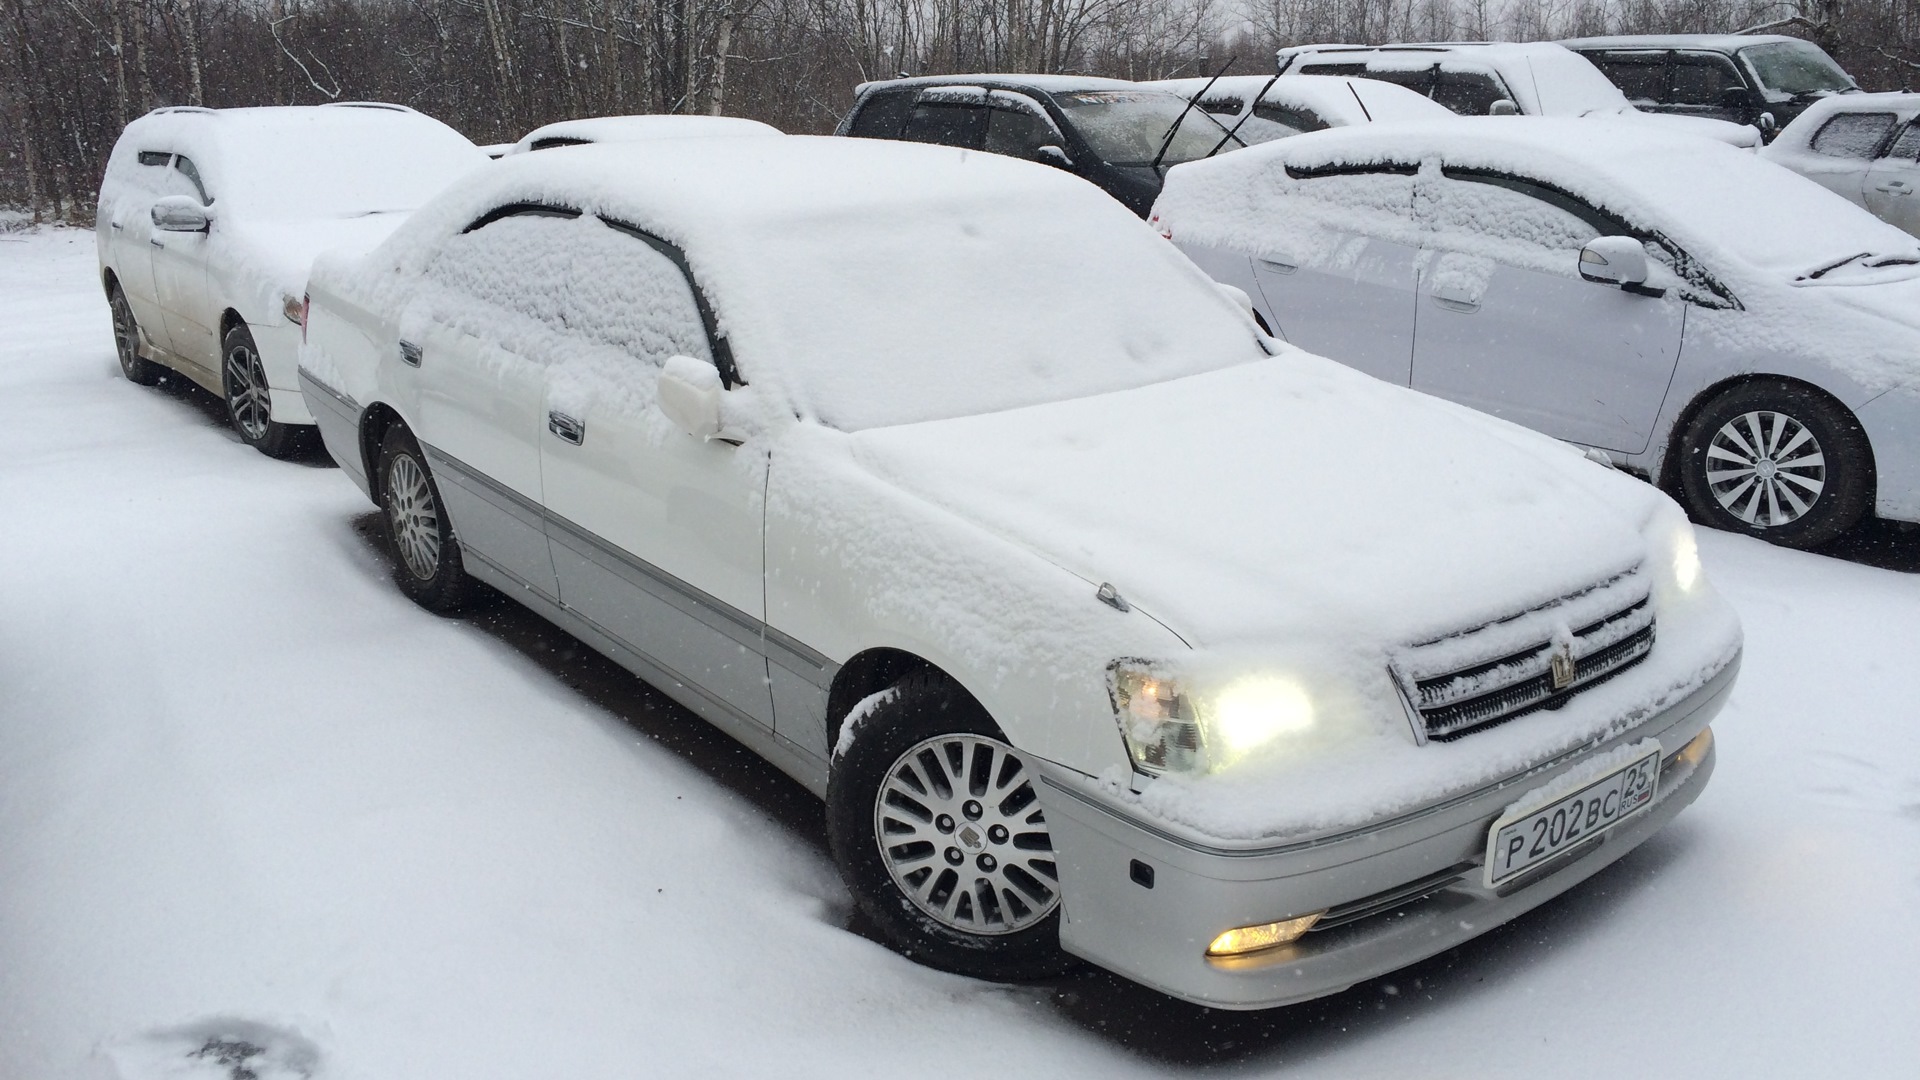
top-left (1811, 113), bottom-right (1896, 159)
top-left (1433, 71), bottom-right (1508, 115)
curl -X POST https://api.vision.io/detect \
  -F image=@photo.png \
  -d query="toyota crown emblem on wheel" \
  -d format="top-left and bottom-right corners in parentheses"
top-left (296, 136), bottom-right (1741, 1009)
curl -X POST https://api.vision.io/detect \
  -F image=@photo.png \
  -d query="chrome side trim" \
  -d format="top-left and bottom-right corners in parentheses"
top-left (543, 510), bottom-right (765, 656)
top-left (420, 443), bottom-right (545, 531)
top-left (764, 625), bottom-right (837, 691)
top-left (296, 368), bottom-right (359, 415)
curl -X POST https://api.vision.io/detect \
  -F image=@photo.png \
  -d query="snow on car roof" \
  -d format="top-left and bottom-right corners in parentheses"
top-left (346, 135), bottom-right (1266, 431)
top-left (853, 72), bottom-right (1141, 98)
top-left (507, 114), bottom-right (782, 154)
top-left (1282, 41), bottom-right (1633, 117)
top-left (1144, 74), bottom-right (1455, 126)
top-left (1559, 33), bottom-right (1813, 52)
top-left (1156, 116), bottom-right (1919, 277)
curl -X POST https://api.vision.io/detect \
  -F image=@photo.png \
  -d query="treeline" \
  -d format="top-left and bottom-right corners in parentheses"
top-left (4, 0), bottom-right (1918, 221)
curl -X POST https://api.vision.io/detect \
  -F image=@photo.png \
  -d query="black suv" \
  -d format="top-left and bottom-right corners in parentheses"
top-left (834, 75), bottom-right (1243, 217)
top-left (1562, 34), bottom-right (1859, 139)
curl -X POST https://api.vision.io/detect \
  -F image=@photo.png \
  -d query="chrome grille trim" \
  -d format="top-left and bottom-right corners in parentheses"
top-left (1392, 567), bottom-right (1656, 744)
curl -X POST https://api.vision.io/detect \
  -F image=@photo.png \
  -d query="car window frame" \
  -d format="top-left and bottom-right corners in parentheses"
top-left (1885, 118), bottom-right (1920, 162)
top-left (171, 154), bottom-right (211, 204)
top-left (1667, 50), bottom-right (1748, 109)
top-left (1809, 111), bottom-right (1900, 160)
top-left (983, 89), bottom-right (1068, 160)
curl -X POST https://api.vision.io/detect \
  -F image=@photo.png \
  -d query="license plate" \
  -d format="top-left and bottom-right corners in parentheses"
top-left (1484, 747), bottom-right (1661, 888)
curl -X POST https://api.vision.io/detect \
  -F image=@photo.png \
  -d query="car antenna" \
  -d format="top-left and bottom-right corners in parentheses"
top-left (1151, 55), bottom-right (1235, 175)
top-left (1201, 72), bottom-right (1283, 159)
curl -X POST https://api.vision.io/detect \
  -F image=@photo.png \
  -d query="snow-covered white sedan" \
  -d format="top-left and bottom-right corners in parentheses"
top-left (297, 136), bottom-right (1738, 1009)
top-left (1143, 74), bottom-right (1456, 142)
top-left (501, 114), bottom-right (782, 155)
top-left (96, 104), bottom-right (489, 455)
top-left (1761, 93), bottom-right (1920, 237)
top-left (1156, 118), bottom-right (1920, 549)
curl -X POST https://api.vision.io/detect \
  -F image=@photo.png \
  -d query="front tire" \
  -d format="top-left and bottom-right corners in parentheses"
top-left (222, 323), bottom-right (303, 458)
top-left (109, 285), bottom-right (163, 386)
top-left (377, 425), bottom-right (470, 613)
top-left (826, 673), bottom-right (1073, 981)
top-left (1675, 380), bottom-right (1872, 549)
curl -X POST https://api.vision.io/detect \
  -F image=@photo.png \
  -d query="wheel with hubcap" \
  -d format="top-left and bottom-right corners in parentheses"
top-left (378, 424), bottom-right (470, 613)
top-left (826, 673), bottom-right (1073, 980)
top-left (1675, 379), bottom-right (1872, 550)
top-left (109, 285), bottom-right (163, 386)
top-left (222, 323), bottom-right (303, 457)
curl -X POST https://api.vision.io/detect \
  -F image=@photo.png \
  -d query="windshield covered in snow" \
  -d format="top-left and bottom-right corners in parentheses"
top-left (219, 112), bottom-right (487, 219)
top-left (742, 197), bottom-right (1265, 431)
top-left (1740, 41), bottom-right (1855, 96)
top-left (1051, 89), bottom-right (1239, 165)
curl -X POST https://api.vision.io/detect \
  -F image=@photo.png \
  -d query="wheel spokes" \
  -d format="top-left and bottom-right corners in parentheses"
top-left (1707, 410), bottom-right (1825, 528)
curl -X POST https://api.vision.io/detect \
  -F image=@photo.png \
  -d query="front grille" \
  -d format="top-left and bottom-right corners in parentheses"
top-left (1393, 568), bottom-right (1656, 743)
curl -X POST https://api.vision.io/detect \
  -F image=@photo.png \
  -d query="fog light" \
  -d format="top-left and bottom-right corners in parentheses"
top-left (1673, 727), bottom-right (1713, 770)
top-left (1205, 913), bottom-right (1323, 957)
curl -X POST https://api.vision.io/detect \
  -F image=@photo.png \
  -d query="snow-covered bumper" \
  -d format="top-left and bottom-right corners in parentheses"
top-left (1034, 652), bottom-right (1734, 1010)
top-left (254, 320), bottom-right (316, 426)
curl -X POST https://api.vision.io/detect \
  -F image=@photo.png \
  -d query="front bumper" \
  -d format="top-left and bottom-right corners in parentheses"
top-left (252, 320), bottom-right (317, 426)
top-left (1034, 654), bottom-right (1735, 1010)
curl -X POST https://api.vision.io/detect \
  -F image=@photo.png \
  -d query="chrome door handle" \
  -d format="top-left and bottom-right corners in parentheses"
top-left (547, 411), bottom-right (585, 445)
top-left (1258, 257), bottom-right (1298, 274)
top-left (1874, 181), bottom-right (1912, 195)
top-left (398, 340), bottom-right (422, 367)
top-left (110, 220), bottom-right (122, 230)
top-left (149, 237), bottom-right (164, 248)
top-left (1430, 287), bottom-right (1481, 313)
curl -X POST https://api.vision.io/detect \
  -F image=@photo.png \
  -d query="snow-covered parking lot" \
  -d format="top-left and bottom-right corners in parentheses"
top-left (2, 226), bottom-right (1916, 1078)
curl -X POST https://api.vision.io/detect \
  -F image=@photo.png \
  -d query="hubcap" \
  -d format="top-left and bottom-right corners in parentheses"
top-left (225, 342), bottom-right (272, 442)
top-left (110, 295), bottom-right (140, 374)
top-left (874, 733), bottom-right (1059, 935)
top-left (386, 454), bottom-right (442, 581)
top-left (1705, 410), bottom-right (1826, 528)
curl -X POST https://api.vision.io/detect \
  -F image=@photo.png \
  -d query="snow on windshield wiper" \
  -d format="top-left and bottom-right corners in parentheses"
top-left (1802, 252), bottom-right (1871, 280)
top-left (1800, 252), bottom-right (1920, 281)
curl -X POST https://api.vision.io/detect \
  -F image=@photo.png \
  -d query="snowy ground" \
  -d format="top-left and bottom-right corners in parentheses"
top-left (2, 227), bottom-right (1915, 1078)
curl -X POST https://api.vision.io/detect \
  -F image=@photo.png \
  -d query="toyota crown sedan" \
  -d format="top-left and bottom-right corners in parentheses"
top-left (1156, 118), bottom-right (1920, 549)
top-left (297, 136), bottom-right (1739, 1009)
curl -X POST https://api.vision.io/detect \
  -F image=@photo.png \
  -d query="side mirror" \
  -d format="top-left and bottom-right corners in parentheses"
top-left (1034, 145), bottom-right (1075, 170)
top-left (1488, 99), bottom-right (1519, 116)
top-left (1718, 86), bottom-right (1759, 113)
top-left (1758, 111), bottom-right (1778, 133)
top-left (657, 355), bottom-right (723, 440)
top-left (1579, 236), bottom-right (1650, 287)
top-left (151, 195), bottom-right (211, 233)
top-left (1216, 281), bottom-right (1256, 316)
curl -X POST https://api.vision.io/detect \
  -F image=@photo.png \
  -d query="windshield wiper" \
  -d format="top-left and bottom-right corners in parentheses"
top-left (1804, 252), bottom-right (1871, 279)
top-left (1150, 56), bottom-right (1234, 175)
top-left (1201, 72), bottom-right (1281, 160)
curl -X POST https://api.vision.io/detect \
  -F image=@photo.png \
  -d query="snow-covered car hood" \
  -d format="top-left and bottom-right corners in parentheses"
top-left (849, 352), bottom-right (1656, 652)
top-left (1589, 108), bottom-right (1762, 147)
top-left (220, 214), bottom-right (415, 312)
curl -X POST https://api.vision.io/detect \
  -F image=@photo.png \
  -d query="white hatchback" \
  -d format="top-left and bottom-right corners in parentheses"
top-left (298, 136), bottom-right (1737, 1009)
top-left (96, 104), bottom-right (488, 455)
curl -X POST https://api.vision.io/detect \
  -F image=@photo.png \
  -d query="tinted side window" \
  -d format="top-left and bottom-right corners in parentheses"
top-left (1591, 52), bottom-right (1668, 103)
top-left (137, 151), bottom-right (172, 167)
top-left (846, 89), bottom-right (915, 139)
top-left (529, 136), bottom-right (591, 151)
top-left (1883, 120), bottom-right (1920, 161)
top-left (1811, 113), bottom-right (1896, 159)
top-left (1432, 71), bottom-right (1508, 115)
top-left (984, 102), bottom-right (1057, 158)
top-left (1295, 62), bottom-right (1370, 78)
top-left (173, 155), bottom-right (210, 202)
top-left (901, 100), bottom-right (986, 150)
top-left (1251, 103), bottom-right (1329, 137)
top-left (1669, 54), bottom-right (1745, 107)
top-left (1360, 65), bottom-right (1437, 98)
top-left (1421, 173), bottom-right (1605, 267)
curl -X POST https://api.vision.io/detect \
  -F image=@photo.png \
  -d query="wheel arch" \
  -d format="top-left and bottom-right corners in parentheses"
top-left (101, 267), bottom-right (120, 297)
top-left (218, 308), bottom-right (248, 341)
top-left (1659, 372), bottom-right (1877, 499)
top-left (824, 648), bottom-right (981, 759)
top-left (358, 402), bottom-right (408, 503)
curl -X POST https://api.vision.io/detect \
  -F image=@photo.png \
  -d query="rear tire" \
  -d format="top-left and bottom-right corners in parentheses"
top-left (222, 323), bottom-right (304, 458)
top-left (377, 425), bottom-right (470, 613)
top-left (1674, 379), bottom-right (1871, 549)
top-left (109, 285), bottom-right (163, 386)
top-left (826, 673), bottom-right (1074, 981)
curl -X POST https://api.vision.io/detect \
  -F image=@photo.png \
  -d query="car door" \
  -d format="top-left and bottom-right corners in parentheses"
top-left (1409, 169), bottom-right (1684, 456)
top-left (1803, 111), bottom-right (1899, 206)
top-left (148, 153), bottom-right (219, 373)
top-left (110, 151), bottom-right (176, 350)
top-left (401, 206), bottom-right (569, 601)
top-left (532, 216), bottom-right (775, 729)
top-left (1863, 118), bottom-right (1920, 237)
top-left (1246, 166), bottom-right (1422, 384)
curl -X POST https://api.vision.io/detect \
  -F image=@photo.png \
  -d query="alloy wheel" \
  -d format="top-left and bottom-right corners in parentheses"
top-left (874, 733), bottom-right (1059, 935)
top-left (110, 292), bottom-right (141, 375)
top-left (1704, 410), bottom-right (1826, 528)
top-left (386, 454), bottom-right (442, 581)
top-left (224, 341), bottom-right (272, 442)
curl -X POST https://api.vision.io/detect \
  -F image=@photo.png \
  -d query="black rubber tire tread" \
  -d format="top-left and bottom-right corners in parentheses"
top-left (221, 323), bottom-right (306, 458)
top-left (109, 285), bottom-right (164, 386)
top-left (377, 424), bottom-right (470, 613)
top-left (1675, 378), bottom-right (1872, 550)
top-left (826, 671), bottom-right (1076, 981)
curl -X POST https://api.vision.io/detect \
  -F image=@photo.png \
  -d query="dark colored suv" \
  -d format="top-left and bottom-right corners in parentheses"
top-left (834, 75), bottom-right (1243, 217)
top-left (1562, 34), bottom-right (1859, 139)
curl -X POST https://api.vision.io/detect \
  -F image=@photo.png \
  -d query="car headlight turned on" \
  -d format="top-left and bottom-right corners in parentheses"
top-left (1110, 665), bottom-right (1318, 775)
top-left (1671, 522), bottom-right (1702, 593)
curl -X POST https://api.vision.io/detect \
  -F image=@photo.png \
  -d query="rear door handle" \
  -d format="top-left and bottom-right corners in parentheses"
top-left (1874, 180), bottom-right (1912, 195)
top-left (110, 220), bottom-right (122, 230)
top-left (149, 237), bottom-right (164, 248)
top-left (1258, 257), bottom-right (1298, 274)
top-left (398, 340), bottom-right (423, 367)
top-left (547, 411), bottom-right (585, 445)
top-left (1430, 286), bottom-right (1481, 313)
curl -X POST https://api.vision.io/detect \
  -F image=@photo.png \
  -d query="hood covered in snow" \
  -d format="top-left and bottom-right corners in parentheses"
top-left (222, 214), bottom-right (414, 307)
top-left (849, 352), bottom-right (1657, 653)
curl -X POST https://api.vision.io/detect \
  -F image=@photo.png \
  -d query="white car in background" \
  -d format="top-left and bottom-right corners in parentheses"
top-left (297, 135), bottom-right (1737, 1009)
top-left (502, 114), bottom-right (782, 155)
top-left (1279, 42), bottom-right (1762, 147)
top-left (1154, 118), bottom-right (1920, 549)
top-left (1761, 93), bottom-right (1920, 237)
top-left (1143, 74), bottom-right (1456, 143)
top-left (96, 103), bottom-right (488, 455)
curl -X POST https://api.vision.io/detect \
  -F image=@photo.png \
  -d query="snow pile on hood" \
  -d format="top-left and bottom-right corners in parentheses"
top-left (318, 136), bottom-right (1270, 432)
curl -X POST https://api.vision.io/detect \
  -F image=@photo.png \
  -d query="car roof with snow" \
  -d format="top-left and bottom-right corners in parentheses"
top-left (1144, 74), bottom-right (1456, 126)
top-left (1155, 116), bottom-right (1920, 277)
top-left (1559, 33), bottom-right (1817, 52)
top-left (507, 114), bottom-right (782, 154)
top-left (852, 72), bottom-right (1142, 98)
top-left (1279, 41), bottom-right (1633, 117)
